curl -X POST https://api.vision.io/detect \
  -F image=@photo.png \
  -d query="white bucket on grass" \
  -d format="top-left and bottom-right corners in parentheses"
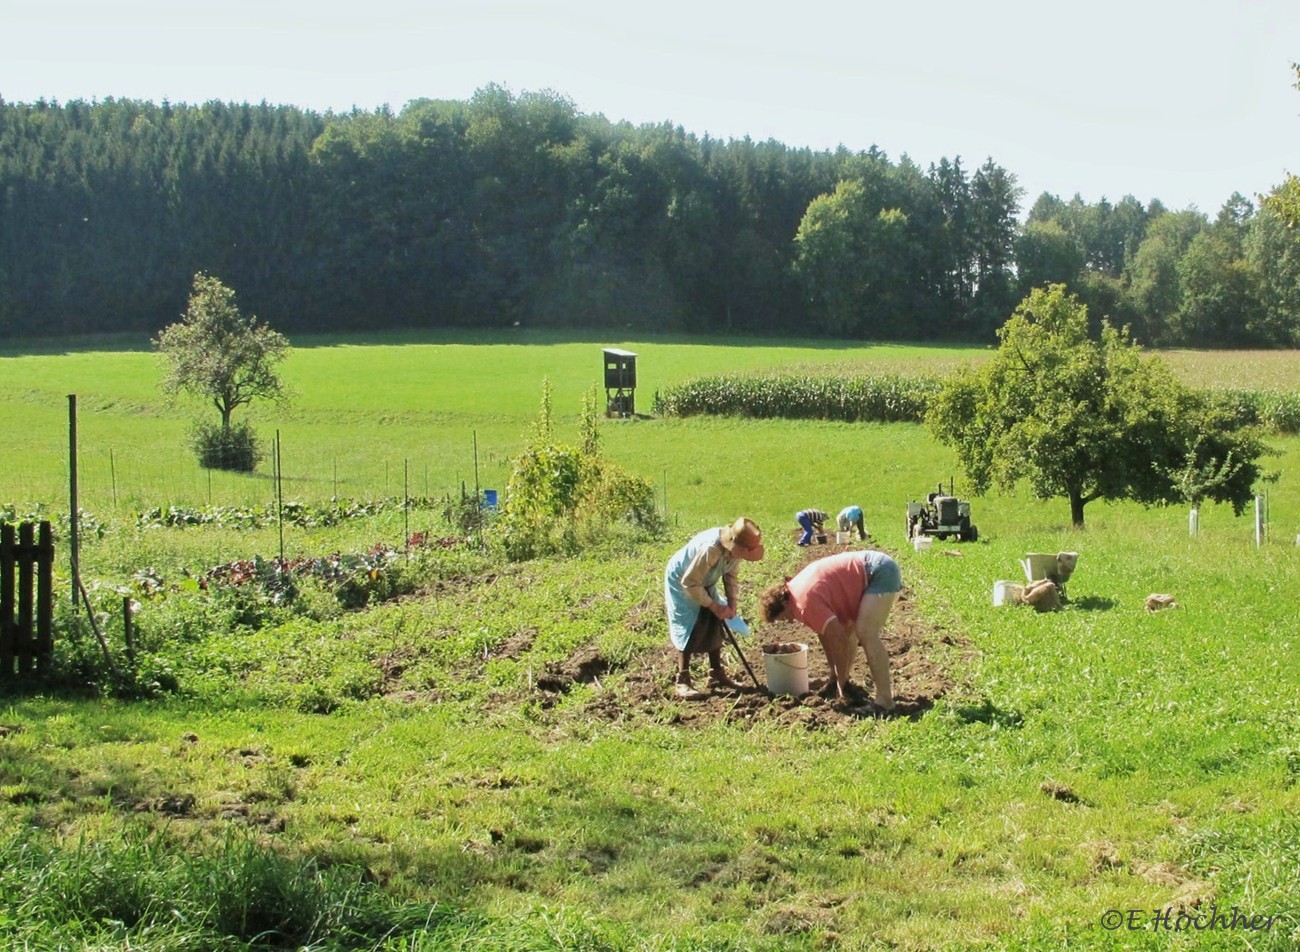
top-left (1022, 553), bottom-right (1057, 581)
top-left (835, 531), bottom-right (850, 544)
top-left (993, 581), bottom-right (1024, 606)
top-left (763, 643), bottom-right (810, 696)
top-left (913, 535), bottom-right (932, 552)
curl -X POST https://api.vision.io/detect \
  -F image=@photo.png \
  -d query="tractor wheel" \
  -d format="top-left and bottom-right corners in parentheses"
top-left (968, 524), bottom-right (979, 542)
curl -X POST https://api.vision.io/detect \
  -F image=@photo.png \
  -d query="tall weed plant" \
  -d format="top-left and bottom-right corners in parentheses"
top-left (501, 382), bottom-right (663, 560)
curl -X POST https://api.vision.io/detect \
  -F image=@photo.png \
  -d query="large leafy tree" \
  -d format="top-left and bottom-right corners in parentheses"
top-left (1014, 219), bottom-right (1083, 297)
top-left (1261, 63), bottom-right (1300, 227)
top-left (155, 273), bottom-right (290, 432)
top-left (927, 284), bottom-right (1264, 527)
top-left (965, 158), bottom-right (1022, 334)
top-left (1172, 197), bottom-right (1263, 346)
top-left (1123, 209), bottom-right (1207, 343)
top-left (1243, 205), bottom-right (1300, 346)
top-left (793, 172), bottom-right (920, 337)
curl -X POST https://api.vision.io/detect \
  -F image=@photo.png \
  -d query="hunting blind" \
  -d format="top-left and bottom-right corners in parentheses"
top-left (602, 348), bottom-right (637, 417)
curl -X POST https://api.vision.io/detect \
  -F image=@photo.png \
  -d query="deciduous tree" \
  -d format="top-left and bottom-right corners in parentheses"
top-left (155, 273), bottom-right (289, 469)
top-left (926, 285), bottom-right (1265, 527)
top-left (1261, 64), bottom-right (1300, 228)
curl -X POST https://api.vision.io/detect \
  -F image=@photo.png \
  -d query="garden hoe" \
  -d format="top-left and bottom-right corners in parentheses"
top-left (723, 616), bottom-right (762, 688)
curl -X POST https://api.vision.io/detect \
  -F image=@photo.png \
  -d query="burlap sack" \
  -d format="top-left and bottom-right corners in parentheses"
top-left (1022, 578), bottom-right (1062, 612)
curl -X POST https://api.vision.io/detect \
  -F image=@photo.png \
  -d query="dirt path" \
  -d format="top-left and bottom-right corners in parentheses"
top-left (567, 540), bottom-right (973, 729)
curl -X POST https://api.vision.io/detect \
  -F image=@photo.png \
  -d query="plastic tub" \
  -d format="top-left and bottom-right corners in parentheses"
top-left (762, 643), bottom-right (810, 696)
top-left (993, 581), bottom-right (1024, 606)
top-left (1022, 553), bottom-right (1058, 581)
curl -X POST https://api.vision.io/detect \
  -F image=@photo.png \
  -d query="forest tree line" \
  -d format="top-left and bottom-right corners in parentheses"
top-left (2, 86), bottom-right (1298, 346)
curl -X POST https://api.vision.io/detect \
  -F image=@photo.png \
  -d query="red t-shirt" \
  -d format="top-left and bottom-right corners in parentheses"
top-left (786, 551), bottom-right (867, 636)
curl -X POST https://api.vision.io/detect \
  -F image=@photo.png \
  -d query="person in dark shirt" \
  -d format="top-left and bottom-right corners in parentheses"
top-left (794, 508), bottom-right (828, 546)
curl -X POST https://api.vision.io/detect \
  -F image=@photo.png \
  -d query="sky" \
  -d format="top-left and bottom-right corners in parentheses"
top-left (5, 0), bottom-right (1298, 216)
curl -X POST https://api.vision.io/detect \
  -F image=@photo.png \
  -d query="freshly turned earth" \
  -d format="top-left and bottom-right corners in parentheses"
top-left (540, 538), bottom-right (972, 728)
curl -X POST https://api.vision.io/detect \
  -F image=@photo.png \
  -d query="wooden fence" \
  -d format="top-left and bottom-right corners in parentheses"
top-left (1, 521), bottom-right (54, 677)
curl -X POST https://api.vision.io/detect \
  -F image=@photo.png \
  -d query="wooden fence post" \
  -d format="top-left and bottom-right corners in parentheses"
top-left (37, 521), bottom-right (53, 673)
top-left (0, 521), bottom-right (57, 678)
top-left (0, 523), bottom-right (13, 676)
top-left (17, 522), bottom-right (34, 675)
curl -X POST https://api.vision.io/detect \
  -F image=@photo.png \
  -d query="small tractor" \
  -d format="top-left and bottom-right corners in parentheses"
top-left (906, 480), bottom-right (979, 542)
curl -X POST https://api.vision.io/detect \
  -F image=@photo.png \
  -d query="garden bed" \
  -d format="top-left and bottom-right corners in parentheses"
top-left (523, 540), bottom-right (971, 730)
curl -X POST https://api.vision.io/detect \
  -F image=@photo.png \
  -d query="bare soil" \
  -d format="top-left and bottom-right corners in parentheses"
top-left (546, 540), bottom-right (973, 729)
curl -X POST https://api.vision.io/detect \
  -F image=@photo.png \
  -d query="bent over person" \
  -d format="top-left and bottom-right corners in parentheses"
top-left (664, 517), bottom-right (765, 699)
top-left (758, 549), bottom-right (901, 709)
top-left (794, 508), bottom-right (828, 546)
top-left (837, 504), bottom-right (867, 540)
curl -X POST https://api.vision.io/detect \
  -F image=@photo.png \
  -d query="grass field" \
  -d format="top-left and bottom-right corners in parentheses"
top-left (2, 331), bottom-right (1299, 950)
top-left (1, 330), bottom-right (999, 518)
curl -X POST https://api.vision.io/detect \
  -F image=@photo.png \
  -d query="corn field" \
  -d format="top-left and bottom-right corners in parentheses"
top-left (652, 373), bottom-right (941, 423)
top-left (654, 372), bottom-right (1300, 433)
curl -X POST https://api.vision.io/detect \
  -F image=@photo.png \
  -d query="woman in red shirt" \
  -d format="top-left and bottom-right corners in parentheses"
top-left (758, 550), bottom-right (902, 709)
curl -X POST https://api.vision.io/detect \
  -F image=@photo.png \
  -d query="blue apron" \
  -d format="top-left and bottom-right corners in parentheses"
top-left (663, 527), bottom-right (735, 651)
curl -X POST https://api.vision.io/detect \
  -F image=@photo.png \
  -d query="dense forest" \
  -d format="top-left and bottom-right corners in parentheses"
top-left (2, 86), bottom-right (1297, 345)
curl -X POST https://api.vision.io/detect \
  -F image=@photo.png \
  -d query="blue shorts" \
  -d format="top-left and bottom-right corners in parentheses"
top-left (863, 551), bottom-right (902, 595)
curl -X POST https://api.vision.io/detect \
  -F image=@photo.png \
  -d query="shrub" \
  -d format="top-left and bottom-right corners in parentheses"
top-left (501, 382), bottom-right (664, 561)
top-left (190, 420), bottom-right (263, 472)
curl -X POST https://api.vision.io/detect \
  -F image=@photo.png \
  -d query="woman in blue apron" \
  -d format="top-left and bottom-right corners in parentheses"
top-left (664, 517), bottom-right (765, 698)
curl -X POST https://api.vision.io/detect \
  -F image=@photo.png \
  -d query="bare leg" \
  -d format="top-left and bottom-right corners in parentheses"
top-left (834, 629), bottom-right (858, 695)
top-left (707, 648), bottom-right (739, 688)
top-left (814, 630), bottom-right (843, 697)
top-left (853, 592), bottom-right (897, 710)
top-left (674, 650), bottom-right (705, 698)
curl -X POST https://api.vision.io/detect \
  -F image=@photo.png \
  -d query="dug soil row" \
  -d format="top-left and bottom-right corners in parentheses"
top-left (543, 541), bottom-right (975, 730)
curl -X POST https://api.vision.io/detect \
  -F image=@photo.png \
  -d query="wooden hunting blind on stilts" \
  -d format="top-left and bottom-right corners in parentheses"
top-left (602, 348), bottom-right (637, 417)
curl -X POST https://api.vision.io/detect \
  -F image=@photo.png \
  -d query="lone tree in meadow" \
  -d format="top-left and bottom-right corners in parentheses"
top-left (926, 284), bottom-right (1265, 528)
top-left (155, 273), bottom-right (290, 471)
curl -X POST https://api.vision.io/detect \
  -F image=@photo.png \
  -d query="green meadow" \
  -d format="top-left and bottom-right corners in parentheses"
top-left (2, 331), bottom-right (1299, 950)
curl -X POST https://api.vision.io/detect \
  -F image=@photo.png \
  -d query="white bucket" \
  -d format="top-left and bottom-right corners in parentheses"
top-left (993, 581), bottom-right (1024, 606)
top-left (835, 531), bottom-right (850, 544)
top-left (762, 643), bottom-right (810, 696)
top-left (913, 535), bottom-right (932, 552)
top-left (1022, 553), bottom-right (1058, 581)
